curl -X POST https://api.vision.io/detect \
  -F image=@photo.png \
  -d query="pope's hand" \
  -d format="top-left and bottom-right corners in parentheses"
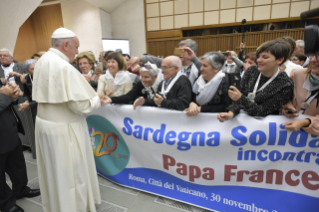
top-left (101, 96), bottom-right (112, 106)
top-left (133, 97), bottom-right (145, 110)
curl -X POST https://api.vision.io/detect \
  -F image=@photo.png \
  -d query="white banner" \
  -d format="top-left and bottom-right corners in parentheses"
top-left (86, 105), bottom-right (319, 212)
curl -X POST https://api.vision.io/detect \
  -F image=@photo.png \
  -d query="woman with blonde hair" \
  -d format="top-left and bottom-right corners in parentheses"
top-left (97, 52), bottom-right (133, 97)
top-left (75, 51), bottom-right (101, 90)
top-left (283, 55), bottom-right (319, 134)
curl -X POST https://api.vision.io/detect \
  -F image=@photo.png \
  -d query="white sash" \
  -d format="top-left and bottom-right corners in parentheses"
top-left (1, 63), bottom-right (15, 84)
top-left (193, 71), bottom-right (225, 106)
top-left (181, 63), bottom-right (198, 85)
top-left (161, 71), bottom-right (183, 99)
top-left (105, 70), bottom-right (131, 85)
top-left (299, 73), bottom-right (319, 113)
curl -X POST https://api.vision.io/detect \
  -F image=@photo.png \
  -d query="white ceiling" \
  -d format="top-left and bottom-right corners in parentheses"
top-left (85, 0), bottom-right (128, 13)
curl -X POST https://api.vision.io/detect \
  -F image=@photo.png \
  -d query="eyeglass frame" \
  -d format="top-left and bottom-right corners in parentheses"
top-left (0, 54), bottom-right (10, 58)
top-left (161, 66), bottom-right (175, 70)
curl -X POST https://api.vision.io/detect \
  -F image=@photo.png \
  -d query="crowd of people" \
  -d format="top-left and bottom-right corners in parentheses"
top-left (0, 26), bottom-right (318, 212)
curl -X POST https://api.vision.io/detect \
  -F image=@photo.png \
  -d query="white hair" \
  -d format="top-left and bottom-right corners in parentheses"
top-left (296, 40), bottom-right (305, 50)
top-left (23, 59), bottom-right (37, 73)
top-left (51, 38), bottom-right (73, 47)
top-left (0, 48), bottom-right (13, 57)
top-left (201, 52), bottom-right (225, 69)
top-left (139, 62), bottom-right (159, 77)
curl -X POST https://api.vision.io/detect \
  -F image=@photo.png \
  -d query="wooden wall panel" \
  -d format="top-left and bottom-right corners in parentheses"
top-left (13, 4), bottom-right (63, 62)
top-left (31, 4), bottom-right (64, 52)
top-left (14, 18), bottom-right (38, 63)
top-left (147, 28), bottom-right (305, 57)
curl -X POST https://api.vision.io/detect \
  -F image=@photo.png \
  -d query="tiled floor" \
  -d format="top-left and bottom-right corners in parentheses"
top-left (5, 151), bottom-right (214, 212)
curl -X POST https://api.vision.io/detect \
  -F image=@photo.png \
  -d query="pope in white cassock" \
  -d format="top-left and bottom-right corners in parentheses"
top-left (32, 28), bottom-right (108, 212)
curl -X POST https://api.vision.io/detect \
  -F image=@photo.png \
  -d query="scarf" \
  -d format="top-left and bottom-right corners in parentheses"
top-left (161, 71), bottom-right (183, 99)
top-left (1, 63), bottom-right (15, 84)
top-left (193, 71), bottom-right (225, 106)
top-left (303, 72), bottom-right (319, 108)
top-left (181, 63), bottom-right (198, 85)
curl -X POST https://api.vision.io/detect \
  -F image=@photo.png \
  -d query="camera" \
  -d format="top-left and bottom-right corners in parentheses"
top-left (301, 7), bottom-right (319, 55)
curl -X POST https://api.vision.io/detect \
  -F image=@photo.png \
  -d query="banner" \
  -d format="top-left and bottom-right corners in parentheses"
top-left (86, 105), bottom-right (319, 212)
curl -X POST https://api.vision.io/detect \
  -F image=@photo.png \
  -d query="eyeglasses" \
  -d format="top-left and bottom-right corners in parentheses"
top-left (161, 66), bottom-right (175, 70)
top-left (0, 55), bottom-right (10, 58)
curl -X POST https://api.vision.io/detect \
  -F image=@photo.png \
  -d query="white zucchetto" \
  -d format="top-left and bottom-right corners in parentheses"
top-left (51, 27), bottom-right (76, 39)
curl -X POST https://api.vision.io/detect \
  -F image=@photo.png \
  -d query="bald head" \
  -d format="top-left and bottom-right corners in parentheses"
top-left (161, 56), bottom-right (181, 80)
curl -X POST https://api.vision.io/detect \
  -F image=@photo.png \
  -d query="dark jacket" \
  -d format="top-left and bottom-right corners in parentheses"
top-left (111, 81), bottom-right (154, 105)
top-left (0, 63), bottom-right (24, 92)
top-left (22, 74), bottom-right (37, 124)
top-left (0, 94), bottom-right (25, 154)
top-left (147, 75), bottom-right (192, 111)
top-left (193, 77), bottom-right (232, 113)
top-left (227, 65), bottom-right (294, 117)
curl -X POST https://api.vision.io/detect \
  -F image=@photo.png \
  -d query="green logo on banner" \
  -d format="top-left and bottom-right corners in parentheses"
top-left (87, 115), bottom-right (130, 176)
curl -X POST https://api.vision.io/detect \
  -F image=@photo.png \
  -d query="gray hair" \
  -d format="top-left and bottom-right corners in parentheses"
top-left (0, 48), bottom-right (13, 57)
top-left (178, 39), bottom-right (198, 53)
top-left (201, 52), bottom-right (225, 69)
top-left (51, 38), bottom-right (73, 47)
top-left (115, 49), bottom-right (123, 54)
top-left (296, 40), bottom-right (305, 50)
top-left (23, 59), bottom-right (37, 73)
top-left (139, 62), bottom-right (159, 77)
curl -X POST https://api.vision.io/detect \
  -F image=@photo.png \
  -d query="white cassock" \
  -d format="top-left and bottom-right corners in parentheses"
top-left (32, 48), bottom-right (101, 212)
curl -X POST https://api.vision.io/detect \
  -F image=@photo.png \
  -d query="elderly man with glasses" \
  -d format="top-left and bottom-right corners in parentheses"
top-left (134, 56), bottom-right (192, 111)
top-left (0, 49), bottom-right (24, 90)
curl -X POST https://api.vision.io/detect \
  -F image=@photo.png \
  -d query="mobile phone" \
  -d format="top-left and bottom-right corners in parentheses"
top-left (174, 48), bottom-right (185, 56)
top-left (282, 105), bottom-right (294, 114)
top-left (221, 52), bottom-right (230, 57)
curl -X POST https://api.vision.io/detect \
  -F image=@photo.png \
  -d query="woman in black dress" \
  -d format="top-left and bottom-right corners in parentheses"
top-left (186, 52), bottom-right (231, 116)
top-left (105, 62), bottom-right (163, 109)
top-left (218, 39), bottom-right (294, 122)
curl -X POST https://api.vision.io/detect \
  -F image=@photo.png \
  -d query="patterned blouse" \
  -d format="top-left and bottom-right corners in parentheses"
top-left (227, 65), bottom-right (294, 117)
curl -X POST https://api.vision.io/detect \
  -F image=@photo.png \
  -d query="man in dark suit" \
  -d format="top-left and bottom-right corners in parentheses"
top-left (0, 84), bottom-right (40, 212)
top-left (136, 56), bottom-right (192, 111)
top-left (0, 49), bottom-right (24, 91)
